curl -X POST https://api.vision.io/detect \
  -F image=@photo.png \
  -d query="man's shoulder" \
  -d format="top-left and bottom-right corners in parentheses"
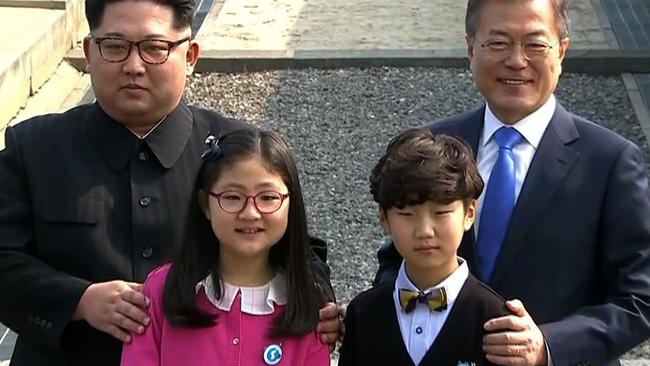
top-left (187, 105), bottom-right (247, 136)
top-left (567, 109), bottom-right (631, 146)
top-left (424, 106), bottom-right (484, 134)
top-left (11, 103), bottom-right (94, 133)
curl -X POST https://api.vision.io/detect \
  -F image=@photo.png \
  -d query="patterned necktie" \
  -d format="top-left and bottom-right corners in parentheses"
top-left (477, 127), bottom-right (524, 281)
top-left (398, 287), bottom-right (448, 313)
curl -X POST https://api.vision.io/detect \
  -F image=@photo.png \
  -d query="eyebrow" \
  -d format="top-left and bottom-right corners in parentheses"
top-left (218, 182), bottom-right (283, 191)
top-left (486, 29), bottom-right (551, 38)
top-left (99, 32), bottom-right (173, 39)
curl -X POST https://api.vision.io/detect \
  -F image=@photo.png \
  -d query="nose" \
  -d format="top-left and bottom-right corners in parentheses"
top-left (414, 216), bottom-right (435, 239)
top-left (238, 197), bottom-right (262, 219)
top-left (504, 43), bottom-right (528, 69)
top-left (121, 44), bottom-right (146, 75)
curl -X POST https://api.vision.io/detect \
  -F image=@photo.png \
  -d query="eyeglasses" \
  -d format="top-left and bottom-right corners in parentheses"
top-left (208, 190), bottom-right (290, 214)
top-left (92, 37), bottom-right (190, 64)
top-left (476, 38), bottom-right (557, 61)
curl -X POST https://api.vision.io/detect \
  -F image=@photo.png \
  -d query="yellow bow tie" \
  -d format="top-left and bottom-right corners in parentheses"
top-left (399, 287), bottom-right (448, 313)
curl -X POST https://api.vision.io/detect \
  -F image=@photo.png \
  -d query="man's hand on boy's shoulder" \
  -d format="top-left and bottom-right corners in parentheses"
top-left (482, 299), bottom-right (548, 366)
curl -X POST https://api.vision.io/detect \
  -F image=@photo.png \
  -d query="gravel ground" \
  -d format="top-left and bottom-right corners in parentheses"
top-left (185, 67), bottom-right (650, 361)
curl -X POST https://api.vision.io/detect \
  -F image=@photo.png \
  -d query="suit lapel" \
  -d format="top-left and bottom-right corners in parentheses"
top-left (456, 107), bottom-right (483, 155)
top-left (489, 104), bottom-right (580, 287)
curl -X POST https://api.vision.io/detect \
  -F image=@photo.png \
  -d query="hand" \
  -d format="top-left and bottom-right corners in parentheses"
top-left (317, 302), bottom-right (346, 350)
top-left (73, 280), bottom-right (150, 343)
top-left (483, 299), bottom-right (548, 366)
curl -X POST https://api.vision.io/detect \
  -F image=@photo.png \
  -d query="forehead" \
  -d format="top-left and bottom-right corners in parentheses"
top-left (475, 0), bottom-right (558, 37)
top-left (213, 156), bottom-right (287, 191)
top-left (96, 0), bottom-right (180, 37)
top-left (392, 200), bottom-right (462, 212)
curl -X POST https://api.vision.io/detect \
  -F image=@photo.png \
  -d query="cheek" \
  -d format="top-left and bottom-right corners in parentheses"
top-left (274, 208), bottom-right (290, 232)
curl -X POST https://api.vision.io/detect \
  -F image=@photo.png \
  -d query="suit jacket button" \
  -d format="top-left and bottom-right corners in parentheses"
top-left (139, 196), bottom-right (152, 207)
top-left (142, 246), bottom-right (154, 259)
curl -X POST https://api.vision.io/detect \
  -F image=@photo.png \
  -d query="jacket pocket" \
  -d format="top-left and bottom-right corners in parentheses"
top-left (39, 196), bottom-right (105, 224)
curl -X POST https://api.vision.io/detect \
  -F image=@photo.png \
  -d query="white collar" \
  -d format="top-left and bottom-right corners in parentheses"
top-left (196, 273), bottom-right (287, 315)
top-left (394, 258), bottom-right (469, 305)
top-left (482, 94), bottom-right (556, 149)
top-left (126, 115), bottom-right (167, 140)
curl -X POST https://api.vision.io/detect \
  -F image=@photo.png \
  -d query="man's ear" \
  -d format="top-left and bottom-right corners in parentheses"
top-left (198, 189), bottom-right (210, 220)
top-left (464, 199), bottom-right (477, 231)
top-left (83, 36), bottom-right (92, 73)
top-left (558, 37), bottom-right (570, 62)
top-left (378, 208), bottom-right (391, 235)
top-left (185, 40), bottom-right (200, 76)
top-left (466, 35), bottom-right (475, 73)
top-left (556, 37), bottom-right (570, 76)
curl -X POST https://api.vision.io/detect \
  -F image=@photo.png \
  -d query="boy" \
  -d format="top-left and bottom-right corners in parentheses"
top-left (338, 128), bottom-right (511, 366)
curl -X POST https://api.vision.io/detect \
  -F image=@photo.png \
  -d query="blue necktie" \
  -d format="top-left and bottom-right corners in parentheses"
top-left (477, 127), bottom-right (523, 281)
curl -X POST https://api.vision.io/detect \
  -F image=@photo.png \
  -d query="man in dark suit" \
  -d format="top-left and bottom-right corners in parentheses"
top-left (0, 0), bottom-right (337, 364)
top-left (374, 0), bottom-right (650, 365)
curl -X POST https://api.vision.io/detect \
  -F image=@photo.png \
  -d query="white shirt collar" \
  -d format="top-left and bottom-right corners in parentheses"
top-left (482, 94), bottom-right (556, 149)
top-left (196, 273), bottom-right (287, 315)
top-left (126, 115), bottom-right (167, 140)
top-left (394, 257), bottom-right (469, 305)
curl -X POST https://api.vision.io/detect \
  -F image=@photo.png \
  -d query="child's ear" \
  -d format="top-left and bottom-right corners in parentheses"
top-left (198, 189), bottom-right (210, 220)
top-left (463, 199), bottom-right (477, 231)
top-left (378, 208), bottom-right (391, 235)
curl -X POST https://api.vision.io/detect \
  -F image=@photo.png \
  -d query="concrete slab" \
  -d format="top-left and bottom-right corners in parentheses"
top-left (0, 7), bottom-right (67, 123)
top-left (0, 0), bottom-right (88, 126)
top-left (197, 0), bottom-right (611, 53)
top-left (1, 60), bottom-right (89, 149)
top-left (10, 61), bottom-right (86, 124)
top-left (0, 50), bottom-right (31, 128)
top-left (0, 325), bottom-right (14, 362)
top-left (0, 0), bottom-right (65, 9)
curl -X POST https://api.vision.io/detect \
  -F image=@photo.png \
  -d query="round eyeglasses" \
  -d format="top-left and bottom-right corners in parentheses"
top-left (208, 190), bottom-right (290, 214)
top-left (476, 38), bottom-right (557, 62)
top-left (92, 37), bottom-right (190, 65)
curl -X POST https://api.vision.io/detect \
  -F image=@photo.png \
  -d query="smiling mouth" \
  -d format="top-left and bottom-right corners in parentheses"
top-left (236, 228), bottom-right (264, 234)
top-left (499, 78), bottom-right (529, 85)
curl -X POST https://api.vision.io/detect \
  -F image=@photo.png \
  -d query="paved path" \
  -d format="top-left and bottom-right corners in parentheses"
top-left (599, 0), bottom-right (650, 131)
top-left (196, 0), bottom-right (611, 51)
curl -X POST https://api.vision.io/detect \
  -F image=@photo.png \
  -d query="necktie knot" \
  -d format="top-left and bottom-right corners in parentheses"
top-left (399, 287), bottom-right (448, 313)
top-left (494, 127), bottom-right (523, 150)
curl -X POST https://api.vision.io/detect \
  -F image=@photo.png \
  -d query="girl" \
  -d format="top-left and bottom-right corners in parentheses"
top-left (121, 127), bottom-right (330, 366)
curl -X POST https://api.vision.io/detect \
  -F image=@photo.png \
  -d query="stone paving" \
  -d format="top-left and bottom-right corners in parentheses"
top-left (599, 0), bottom-right (650, 126)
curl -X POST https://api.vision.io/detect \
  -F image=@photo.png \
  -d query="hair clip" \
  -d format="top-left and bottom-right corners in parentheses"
top-left (201, 134), bottom-right (222, 161)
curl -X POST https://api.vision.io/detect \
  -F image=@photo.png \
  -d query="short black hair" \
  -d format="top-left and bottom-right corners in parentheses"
top-left (85, 0), bottom-right (195, 31)
top-left (465, 0), bottom-right (570, 39)
top-left (370, 128), bottom-right (484, 210)
top-left (163, 126), bottom-right (323, 338)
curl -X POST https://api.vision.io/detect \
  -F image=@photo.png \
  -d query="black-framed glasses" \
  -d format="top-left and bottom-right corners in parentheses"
top-left (476, 38), bottom-right (557, 61)
top-left (208, 190), bottom-right (290, 214)
top-left (92, 37), bottom-right (190, 64)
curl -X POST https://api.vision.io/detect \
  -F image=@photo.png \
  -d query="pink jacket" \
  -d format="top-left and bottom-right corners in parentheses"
top-left (121, 264), bottom-right (330, 366)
